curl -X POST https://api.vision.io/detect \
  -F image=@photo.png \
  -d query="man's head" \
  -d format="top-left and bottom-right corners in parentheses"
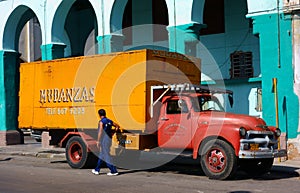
top-left (98, 109), bottom-right (106, 117)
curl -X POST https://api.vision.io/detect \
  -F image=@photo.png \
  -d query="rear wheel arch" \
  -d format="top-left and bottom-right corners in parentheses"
top-left (61, 133), bottom-right (78, 148)
top-left (65, 135), bottom-right (97, 169)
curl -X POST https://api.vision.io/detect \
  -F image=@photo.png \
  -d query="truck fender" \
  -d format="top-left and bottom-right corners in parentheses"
top-left (193, 136), bottom-right (238, 159)
top-left (192, 125), bottom-right (242, 159)
top-left (59, 132), bottom-right (98, 153)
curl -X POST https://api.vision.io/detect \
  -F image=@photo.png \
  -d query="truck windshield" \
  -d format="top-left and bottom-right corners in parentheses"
top-left (192, 96), bottom-right (225, 112)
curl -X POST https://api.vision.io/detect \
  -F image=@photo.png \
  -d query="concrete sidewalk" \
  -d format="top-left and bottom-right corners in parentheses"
top-left (0, 141), bottom-right (65, 159)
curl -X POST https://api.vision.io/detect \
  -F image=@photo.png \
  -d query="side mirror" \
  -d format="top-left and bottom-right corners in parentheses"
top-left (178, 99), bottom-right (184, 108)
top-left (228, 94), bottom-right (233, 107)
top-left (178, 99), bottom-right (189, 113)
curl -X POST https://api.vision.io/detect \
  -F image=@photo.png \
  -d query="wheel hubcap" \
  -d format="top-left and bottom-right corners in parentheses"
top-left (70, 143), bottom-right (82, 162)
top-left (207, 149), bottom-right (225, 172)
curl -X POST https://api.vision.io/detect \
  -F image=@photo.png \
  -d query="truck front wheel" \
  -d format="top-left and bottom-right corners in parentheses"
top-left (199, 139), bottom-right (237, 180)
top-left (66, 136), bottom-right (96, 169)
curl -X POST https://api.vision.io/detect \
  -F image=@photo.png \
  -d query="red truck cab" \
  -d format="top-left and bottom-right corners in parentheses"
top-left (61, 84), bottom-right (286, 180)
top-left (154, 84), bottom-right (286, 179)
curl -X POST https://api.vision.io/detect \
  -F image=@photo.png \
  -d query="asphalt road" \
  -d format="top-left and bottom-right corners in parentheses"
top-left (0, 152), bottom-right (300, 193)
top-left (1, 136), bottom-right (300, 193)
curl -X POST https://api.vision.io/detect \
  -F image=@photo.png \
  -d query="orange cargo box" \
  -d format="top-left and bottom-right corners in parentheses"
top-left (19, 49), bottom-right (201, 132)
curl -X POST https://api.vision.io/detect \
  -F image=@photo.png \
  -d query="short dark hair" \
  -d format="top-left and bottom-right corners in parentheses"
top-left (98, 109), bottom-right (106, 116)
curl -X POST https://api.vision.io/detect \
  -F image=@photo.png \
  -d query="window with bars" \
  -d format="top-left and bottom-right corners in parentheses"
top-left (229, 51), bottom-right (253, 79)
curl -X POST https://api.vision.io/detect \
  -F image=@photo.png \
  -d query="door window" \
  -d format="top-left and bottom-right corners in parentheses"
top-left (166, 100), bottom-right (188, 114)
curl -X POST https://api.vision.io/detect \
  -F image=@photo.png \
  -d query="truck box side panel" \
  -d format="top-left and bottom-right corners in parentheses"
top-left (19, 50), bottom-right (148, 130)
top-left (93, 50), bottom-right (147, 130)
top-left (19, 63), bottom-right (35, 128)
top-left (19, 50), bottom-right (201, 132)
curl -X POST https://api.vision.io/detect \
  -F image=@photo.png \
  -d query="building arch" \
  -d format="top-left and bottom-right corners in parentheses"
top-left (200, 0), bottom-right (225, 35)
top-left (118, 0), bottom-right (170, 46)
top-left (51, 0), bottom-right (75, 44)
top-left (0, 1), bottom-right (45, 50)
top-left (192, 0), bottom-right (205, 24)
top-left (165, 0), bottom-right (205, 26)
top-left (110, 0), bottom-right (128, 34)
top-left (52, 0), bottom-right (98, 57)
top-left (3, 5), bottom-right (38, 51)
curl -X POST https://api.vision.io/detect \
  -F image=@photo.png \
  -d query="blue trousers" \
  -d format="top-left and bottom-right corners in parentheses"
top-left (94, 135), bottom-right (118, 173)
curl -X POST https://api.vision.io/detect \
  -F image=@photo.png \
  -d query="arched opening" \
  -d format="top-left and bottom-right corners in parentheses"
top-left (153, 0), bottom-right (169, 42)
top-left (53, 0), bottom-right (98, 57)
top-left (84, 30), bottom-right (97, 55)
top-left (122, 0), bottom-right (169, 45)
top-left (200, 0), bottom-right (225, 35)
top-left (19, 16), bottom-right (42, 62)
top-left (64, 0), bottom-right (98, 56)
top-left (4, 6), bottom-right (42, 53)
top-left (122, 0), bottom-right (132, 45)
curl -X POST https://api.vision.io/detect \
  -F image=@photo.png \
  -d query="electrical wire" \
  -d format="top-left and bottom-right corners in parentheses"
top-left (207, 28), bottom-right (252, 77)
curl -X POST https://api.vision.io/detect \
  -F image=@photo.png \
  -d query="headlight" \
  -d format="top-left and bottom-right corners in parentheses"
top-left (239, 127), bottom-right (247, 137)
top-left (275, 128), bottom-right (281, 137)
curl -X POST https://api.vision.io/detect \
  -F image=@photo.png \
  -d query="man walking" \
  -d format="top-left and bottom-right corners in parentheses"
top-left (92, 109), bottom-right (119, 176)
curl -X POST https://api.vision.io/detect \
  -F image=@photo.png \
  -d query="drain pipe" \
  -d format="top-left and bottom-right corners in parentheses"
top-left (273, 78), bottom-right (281, 162)
top-left (277, 0), bottom-right (281, 68)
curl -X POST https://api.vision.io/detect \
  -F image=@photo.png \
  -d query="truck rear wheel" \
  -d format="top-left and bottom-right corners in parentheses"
top-left (66, 136), bottom-right (95, 169)
top-left (199, 139), bottom-right (237, 180)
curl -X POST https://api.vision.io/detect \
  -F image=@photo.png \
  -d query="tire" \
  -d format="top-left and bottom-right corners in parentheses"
top-left (66, 136), bottom-right (96, 169)
top-left (199, 139), bottom-right (237, 180)
top-left (239, 158), bottom-right (274, 176)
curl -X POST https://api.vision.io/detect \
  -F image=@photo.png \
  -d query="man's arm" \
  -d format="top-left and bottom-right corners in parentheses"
top-left (113, 121), bottom-right (120, 130)
top-left (112, 121), bottom-right (121, 133)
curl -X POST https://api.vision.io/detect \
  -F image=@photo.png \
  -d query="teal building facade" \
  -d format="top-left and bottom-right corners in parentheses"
top-left (0, 0), bottom-right (299, 153)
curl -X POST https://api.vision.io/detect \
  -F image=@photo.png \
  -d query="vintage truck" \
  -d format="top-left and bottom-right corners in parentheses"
top-left (19, 49), bottom-right (286, 180)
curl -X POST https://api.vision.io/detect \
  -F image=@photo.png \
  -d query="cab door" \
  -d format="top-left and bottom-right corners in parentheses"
top-left (157, 97), bottom-right (193, 149)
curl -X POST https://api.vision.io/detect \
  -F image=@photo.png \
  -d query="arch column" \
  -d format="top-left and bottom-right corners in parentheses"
top-left (0, 50), bottom-right (23, 146)
top-left (167, 23), bottom-right (204, 56)
top-left (40, 43), bottom-right (66, 61)
top-left (97, 34), bottom-right (124, 54)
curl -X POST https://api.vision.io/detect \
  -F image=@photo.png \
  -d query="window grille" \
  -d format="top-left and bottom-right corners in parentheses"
top-left (230, 51), bottom-right (253, 79)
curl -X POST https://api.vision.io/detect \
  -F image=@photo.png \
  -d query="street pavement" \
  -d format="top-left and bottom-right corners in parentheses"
top-left (1, 136), bottom-right (300, 176)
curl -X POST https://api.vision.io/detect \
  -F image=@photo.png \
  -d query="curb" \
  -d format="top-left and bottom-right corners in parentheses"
top-left (0, 150), bottom-right (65, 159)
top-left (37, 152), bottom-right (66, 159)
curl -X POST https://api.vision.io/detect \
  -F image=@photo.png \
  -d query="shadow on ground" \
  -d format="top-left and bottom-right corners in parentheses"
top-left (116, 156), bottom-right (300, 181)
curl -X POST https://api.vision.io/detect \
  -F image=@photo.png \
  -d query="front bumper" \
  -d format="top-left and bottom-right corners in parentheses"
top-left (238, 130), bottom-right (287, 159)
top-left (239, 149), bottom-right (287, 159)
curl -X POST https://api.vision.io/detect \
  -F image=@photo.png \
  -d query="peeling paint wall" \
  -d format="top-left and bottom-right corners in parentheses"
top-left (292, 14), bottom-right (300, 134)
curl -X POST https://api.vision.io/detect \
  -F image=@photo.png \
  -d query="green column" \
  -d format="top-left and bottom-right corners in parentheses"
top-left (97, 34), bottom-right (124, 54)
top-left (167, 23), bottom-right (204, 56)
top-left (41, 43), bottom-right (66, 61)
top-left (0, 50), bottom-right (23, 145)
top-left (251, 13), bottom-right (299, 138)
